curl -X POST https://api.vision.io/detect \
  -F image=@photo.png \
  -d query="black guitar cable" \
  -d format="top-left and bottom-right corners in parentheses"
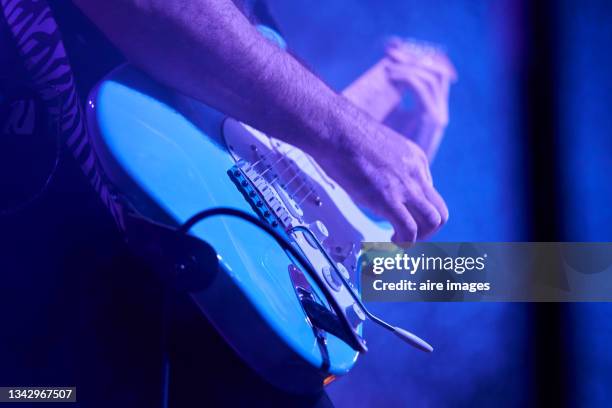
top-left (179, 206), bottom-right (433, 353)
top-left (179, 206), bottom-right (360, 349)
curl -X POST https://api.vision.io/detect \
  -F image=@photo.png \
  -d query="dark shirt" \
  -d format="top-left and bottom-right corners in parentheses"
top-left (0, 11), bottom-right (26, 88)
top-left (48, 1), bottom-right (124, 97)
top-left (1, 2), bottom-right (129, 403)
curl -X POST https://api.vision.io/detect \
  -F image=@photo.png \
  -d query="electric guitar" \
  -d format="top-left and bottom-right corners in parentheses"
top-left (86, 64), bottom-right (430, 394)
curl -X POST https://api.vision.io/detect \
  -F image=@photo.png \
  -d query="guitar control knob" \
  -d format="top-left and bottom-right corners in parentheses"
top-left (336, 262), bottom-right (350, 280)
top-left (322, 265), bottom-right (341, 292)
top-left (309, 220), bottom-right (328, 243)
top-left (304, 220), bottom-right (329, 249)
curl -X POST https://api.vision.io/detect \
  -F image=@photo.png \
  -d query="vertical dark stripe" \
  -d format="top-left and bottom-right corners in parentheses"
top-left (520, 1), bottom-right (571, 406)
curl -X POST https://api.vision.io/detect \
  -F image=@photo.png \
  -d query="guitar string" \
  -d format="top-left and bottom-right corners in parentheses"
top-left (297, 189), bottom-right (316, 205)
top-left (254, 147), bottom-right (299, 178)
top-left (241, 144), bottom-right (319, 205)
top-left (242, 142), bottom-right (296, 172)
top-left (271, 149), bottom-right (318, 201)
top-left (291, 177), bottom-right (310, 197)
top-left (271, 146), bottom-right (321, 202)
top-left (259, 148), bottom-right (308, 185)
top-left (276, 162), bottom-right (303, 188)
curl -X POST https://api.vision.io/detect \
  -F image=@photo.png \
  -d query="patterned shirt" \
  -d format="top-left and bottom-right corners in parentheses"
top-left (2, 0), bottom-right (123, 224)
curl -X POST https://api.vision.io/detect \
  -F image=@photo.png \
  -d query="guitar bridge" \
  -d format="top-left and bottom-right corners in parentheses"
top-left (228, 160), bottom-right (303, 231)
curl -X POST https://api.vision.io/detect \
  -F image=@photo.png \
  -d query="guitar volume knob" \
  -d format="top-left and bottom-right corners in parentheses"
top-left (322, 265), bottom-right (342, 292)
top-left (309, 220), bottom-right (329, 243)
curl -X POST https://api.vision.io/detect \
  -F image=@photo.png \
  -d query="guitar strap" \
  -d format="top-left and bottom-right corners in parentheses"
top-left (0, 0), bottom-right (125, 227)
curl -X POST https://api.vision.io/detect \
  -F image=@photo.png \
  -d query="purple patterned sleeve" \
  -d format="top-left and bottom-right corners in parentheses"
top-left (1, 0), bottom-right (124, 228)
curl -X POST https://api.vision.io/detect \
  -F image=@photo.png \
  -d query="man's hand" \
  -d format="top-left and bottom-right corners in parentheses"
top-left (73, 0), bottom-right (448, 242)
top-left (383, 37), bottom-right (457, 159)
top-left (343, 37), bottom-right (457, 161)
top-left (317, 101), bottom-right (448, 243)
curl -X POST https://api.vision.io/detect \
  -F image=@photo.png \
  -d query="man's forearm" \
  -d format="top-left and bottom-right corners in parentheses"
top-left (72, 0), bottom-right (450, 242)
top-left (73, 0), bottom-right (359, 155)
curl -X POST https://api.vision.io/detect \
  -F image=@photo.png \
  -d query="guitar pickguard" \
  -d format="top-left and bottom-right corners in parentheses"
top-left (227, 159), bottom-right (366, 351)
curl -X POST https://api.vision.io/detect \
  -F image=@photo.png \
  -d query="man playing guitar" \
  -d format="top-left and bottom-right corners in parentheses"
top-left (72, 0), bottom-right (451, 244)
top-left (1, 0), bottom-right (455, 405)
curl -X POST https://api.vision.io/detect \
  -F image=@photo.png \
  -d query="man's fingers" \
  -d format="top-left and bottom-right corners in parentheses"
top-left (409, 69), bottom-right (449, 121)
top-left (422, 183), bottom-right (449, 225)
top-left (424, 52), bottom-right (457, 81)
top-left (385, 66), bottom-right (438, 114)
top-left (387, 65), bottom-right (450, 127)
top-left (410, 69), bottom-right (449, 124)
top-left (431, 52), bottom-right (458, 81)
top-left (384, 197), bottom-right (418, 244)
top-left (403, 188), bottom-right (442, 239)
top-left (385, 40), bottom-right (457, 79)
top-left (400, 67), bottom-right (445, 100)
top-left (384, 183), bottom-right (447, 243)
top-left (408, 68), bottom-right (441, 98)
top-left (385, 36), bottom-right (406, 52)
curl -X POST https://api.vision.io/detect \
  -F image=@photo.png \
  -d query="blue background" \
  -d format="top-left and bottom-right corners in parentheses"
top-left (267, 0), bottom-right (612, 406)
top-left (1, 0), bottom-right (610, 406)
top-left (559, 1), bottom-right (612, 406)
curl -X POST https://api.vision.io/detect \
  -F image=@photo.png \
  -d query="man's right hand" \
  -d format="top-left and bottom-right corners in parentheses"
top-left (72, 0), bottom-right (448, 243)
top-left (316, 103), bottom-right (449, 244)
